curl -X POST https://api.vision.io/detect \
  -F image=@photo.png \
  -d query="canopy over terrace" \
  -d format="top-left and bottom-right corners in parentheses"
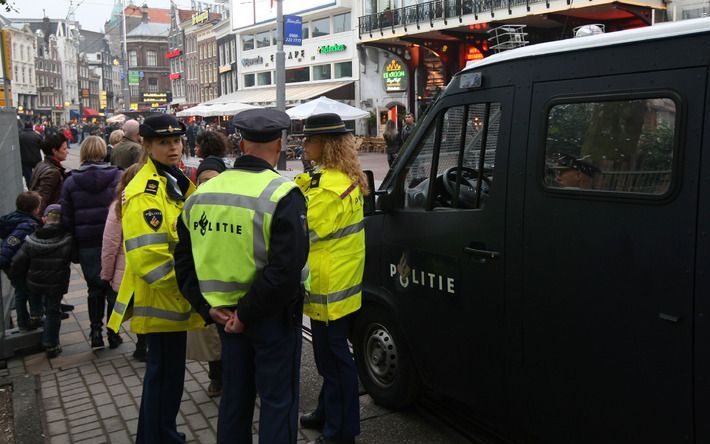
top-left (203, 80), bottom-right (354, 107)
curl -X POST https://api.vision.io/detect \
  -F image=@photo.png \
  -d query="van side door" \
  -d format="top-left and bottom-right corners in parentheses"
top-left (521, 69), bottom-right (701, 443)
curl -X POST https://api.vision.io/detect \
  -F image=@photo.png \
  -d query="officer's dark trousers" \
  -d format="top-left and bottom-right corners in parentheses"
top-left (217, 317), bottom-right (302, 444)
top-left (137, 331), bottom-right (187, 444)
top-left (311, 315), bottom-right (361, 441)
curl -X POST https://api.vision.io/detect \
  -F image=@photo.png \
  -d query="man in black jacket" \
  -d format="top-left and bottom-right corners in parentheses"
top-left (19, 122), bottom-right (43, 188)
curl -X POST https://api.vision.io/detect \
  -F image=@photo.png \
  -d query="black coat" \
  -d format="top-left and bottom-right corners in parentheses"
top-left (10, 224), bottom-right (73, 297)
top-left (19, 128), bottom-right (42, 167)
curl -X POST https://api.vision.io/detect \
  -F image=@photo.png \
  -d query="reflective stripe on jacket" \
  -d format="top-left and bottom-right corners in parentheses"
top-left (107, 158), bottom-right (204, 334)
top-left (295, 168), bottom-right (364, 322)
top-left (182, 169), bottom-right (303, 307)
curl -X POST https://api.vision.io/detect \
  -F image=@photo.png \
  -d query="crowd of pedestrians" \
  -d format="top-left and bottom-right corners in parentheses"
top-left (9, 111), bottom-right (368, 444)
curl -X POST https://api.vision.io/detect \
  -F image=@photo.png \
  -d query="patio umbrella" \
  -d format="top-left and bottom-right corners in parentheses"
top-left (286, 96), bottom-right (369, 120)
top-left (106, 114), bottom-right (126, 124)
top-left (177, 105), bottom-right (210, 117)
top-left (201, 102), bottom-right (260, 117)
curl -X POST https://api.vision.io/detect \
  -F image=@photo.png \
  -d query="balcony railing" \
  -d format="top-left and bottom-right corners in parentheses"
top-left (358, 0), bottom-right (561, 37)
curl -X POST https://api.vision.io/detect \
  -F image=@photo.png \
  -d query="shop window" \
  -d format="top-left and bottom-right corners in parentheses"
top-left (313, 64), bottom-right (331, 80)
top-left (334, 61), bottom-right (352, 78)
top-left (257, 31), bottom-right (270, 48)
top-left (243, 34), bottom-right (255, 51)
top-left (257, 71), bottom-right (272, 86)
top-left (543, 97), bottom-right (677, 195)
top-left (333, 12), bottom-right (351, 33)
top-left (244, 73), bottom-right (255, 87)
top-left (312, 17), bottom-right (330, 37)
top-left (286, 67), bottom-right (310, 83)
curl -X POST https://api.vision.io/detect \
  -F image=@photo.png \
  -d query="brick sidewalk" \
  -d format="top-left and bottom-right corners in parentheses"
top-left (13, 265), bottom-right (320, 443)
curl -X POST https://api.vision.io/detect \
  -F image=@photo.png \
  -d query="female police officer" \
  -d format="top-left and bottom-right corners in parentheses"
top-left (107, 114), bottom-right (204, 444)
top-left (295, 113), bottom-right (369, 444)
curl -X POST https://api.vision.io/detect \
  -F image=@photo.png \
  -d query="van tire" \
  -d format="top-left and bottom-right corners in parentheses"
top-left (352, 304), bottom-right (420, 409)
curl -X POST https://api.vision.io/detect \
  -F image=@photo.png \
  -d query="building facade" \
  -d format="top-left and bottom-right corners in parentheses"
top-left (7, 23), bottom-right (38, 115)
top-left (34, 26), bottom-right (63, 124)
top-left (215, 10), bottom-right (237, 97)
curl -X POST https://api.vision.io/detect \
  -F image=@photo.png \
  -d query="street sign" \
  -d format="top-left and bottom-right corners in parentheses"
top-left (284, 15), bottom-right (302, 46)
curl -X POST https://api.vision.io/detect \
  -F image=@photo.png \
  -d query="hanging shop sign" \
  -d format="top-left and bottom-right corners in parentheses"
top-left (166, 49), bottom-right (182, 59)
top-left (128, 71), bottom-right (142, 85)
top-left (192, 10), bottom-right (209, 25)
top-left (81, 88), bottom-right (90, 98)
top-left (218, 65), bottom-right (232, 74)
top-left (100, 90), bottom-right (107, 109)
top-left (317, 43), bottom-right (346, 55)
top-left (383, 56), bottom-right (407, 92)
top-left (284, 15), bottom-right (302, 46)
top-left (241, 56), bottom-right (264, 67)
top-left (169, 73), bottom-right (182, 80)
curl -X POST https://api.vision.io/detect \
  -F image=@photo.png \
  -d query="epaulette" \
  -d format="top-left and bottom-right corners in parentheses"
top-left (309, 172), bottom-right (321, 188)
top-left (144, 179), bottom-right (159, 195)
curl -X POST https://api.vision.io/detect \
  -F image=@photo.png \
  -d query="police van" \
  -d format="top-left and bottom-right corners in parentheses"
top-left (355, 18), bottom-right (710, 443)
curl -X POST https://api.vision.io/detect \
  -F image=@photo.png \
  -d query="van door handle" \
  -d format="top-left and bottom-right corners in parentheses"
top-left (464, 247), bottom-right (501, 260)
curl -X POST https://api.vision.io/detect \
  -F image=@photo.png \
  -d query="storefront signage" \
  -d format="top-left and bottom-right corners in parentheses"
top-left (218, 65), bottom-right (232, 74)
top-left (169, 73), bottom-right (182, 80)
top-left (241, 56), bottom-right (263, 67)
top-left (142, 92), bottom-right (169, 103)
top-left (128, 71), bottom-right (142, 85)
top-left (317, 43), bottom-right (346, 54)
top-left (81, 88), bottom-right (90, 98)
top-left (192, 10), bottom-right (209, 25)
top-left (100, 90), bottom-right (107, 109)
top-left (166, 49), bottom-right (182, 59)
top-left (284, 15), bottom-right (302, 46)
top-left (383, 57), bottom-right (407, 92)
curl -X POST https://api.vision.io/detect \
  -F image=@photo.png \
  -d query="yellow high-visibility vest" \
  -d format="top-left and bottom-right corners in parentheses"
top-left (107, 158), bottom-right (204, 334)
top-left (182, 168), bottom-right (309, 307)
top-left (295, 168), bottom-right (364, 322)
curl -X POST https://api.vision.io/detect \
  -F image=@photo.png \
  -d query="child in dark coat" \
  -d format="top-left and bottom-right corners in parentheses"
top-left (0, 191), bottom-right (42, 330)
top-left (10, 204), bottom-right (74, 358)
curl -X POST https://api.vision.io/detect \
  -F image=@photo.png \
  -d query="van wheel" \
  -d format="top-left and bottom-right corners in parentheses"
top-left (352, 305), bottom-right (419, 409)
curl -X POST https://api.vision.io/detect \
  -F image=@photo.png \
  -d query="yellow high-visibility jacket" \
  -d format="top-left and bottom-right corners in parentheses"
top-left (295, 168), bottom-right (364, 322)
top-left (107, 157), bottom-right (204, 334)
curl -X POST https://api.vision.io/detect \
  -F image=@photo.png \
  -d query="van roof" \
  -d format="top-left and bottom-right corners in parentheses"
top-left (462, 17), bottom-right (710, 72)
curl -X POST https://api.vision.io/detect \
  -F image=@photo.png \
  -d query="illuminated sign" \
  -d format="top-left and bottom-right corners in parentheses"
top-left (465, 46), bottom-right (484, 62)
top-left (241, 56), bottom-right (263, 67)
top-left (382, 57), bottom-right (407, 92)
top-left (142, 92), bottom-right (169, 103)
top-left (130, 103), bottom-right (138, 110)
top-left (169, 73), bottom-right (181, 80)
top-left (218, 65), bottom-right (232, 74)
top-left (317, 44), bottom-right (346, 54)
top-left (81, 88), bottom-right (90, 98)
top-left (166, 49), bottom-right (182, 59)
top-left (192, 10), bottom-right (209, 25)
top-left (100, 90), bottom-right (107, 109)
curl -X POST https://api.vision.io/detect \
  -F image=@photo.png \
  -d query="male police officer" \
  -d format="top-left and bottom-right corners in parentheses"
top-left (174, 108), bottom-right (309, 444)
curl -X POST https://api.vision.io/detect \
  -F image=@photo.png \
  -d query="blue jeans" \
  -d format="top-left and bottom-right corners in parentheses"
top-left (42, 293), bottom-right (62, 348)
top-left (79, 246), bottom-right (113, 330)
top-left (311, 315), bottom-right (361, 441)
top-left (137, 332), bottom-right (187, 444)
top-left (15, 283), bottom-right (42, 330)
top-left (217, 316), bottom-right (302, 444)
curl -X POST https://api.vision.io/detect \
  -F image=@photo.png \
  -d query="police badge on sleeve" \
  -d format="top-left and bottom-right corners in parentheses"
top-left (143, 209), bottom-right (163, 231)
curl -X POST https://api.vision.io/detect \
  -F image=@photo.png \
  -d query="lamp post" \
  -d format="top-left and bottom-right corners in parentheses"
top-left (122, 0), bottom-right (130, 111)
top-left (275, 0), bottom-right (287, 169)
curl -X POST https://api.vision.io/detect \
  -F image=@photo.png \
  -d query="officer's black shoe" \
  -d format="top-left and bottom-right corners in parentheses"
top-left (60, 303), bottom-right (74, 312)
top-left (300, 412), bottom-right (325, 430)
top-left (308, 435), bottom-right (355, 444)
top-left (90, 329), bottom-right (104, 348)
top-left (60, 312), bottom-right (69, 320)
top-left (107, 331), bottom-right (123, 349)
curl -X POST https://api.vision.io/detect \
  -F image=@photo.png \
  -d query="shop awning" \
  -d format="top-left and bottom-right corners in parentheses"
top-left (83, 107), bottom-right (100, 117)
top-left (204, 81), bottom-right (354, 107)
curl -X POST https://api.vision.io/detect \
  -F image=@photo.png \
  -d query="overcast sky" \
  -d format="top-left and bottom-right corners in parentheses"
top-left (3, 0), bottom-right (194, 33)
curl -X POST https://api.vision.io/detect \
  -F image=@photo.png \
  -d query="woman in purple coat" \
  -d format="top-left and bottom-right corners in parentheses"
top-left (61, 136), bottom-right (123, 348)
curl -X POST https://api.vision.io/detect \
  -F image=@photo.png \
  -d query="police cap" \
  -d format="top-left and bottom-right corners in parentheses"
top-left (553, 153), bottom-right (600, 177)
top-left (139, 114), bottom-right (186, 139)
top-left (233, 109), bottom-right (290, 143)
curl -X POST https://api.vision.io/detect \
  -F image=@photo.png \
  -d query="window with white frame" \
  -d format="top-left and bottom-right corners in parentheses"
top-left (333, 12), bottom-right (351, 33)
top-left (146, 50), bottom-right (157, 66)
top-left (312, 17), bottom-right (330, 37)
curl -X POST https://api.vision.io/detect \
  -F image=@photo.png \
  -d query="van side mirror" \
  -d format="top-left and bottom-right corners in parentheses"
top-left (363, 170), bottom-right (376, 216)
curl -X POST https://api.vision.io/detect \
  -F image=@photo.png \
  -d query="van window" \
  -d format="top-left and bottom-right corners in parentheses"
top-left (403, 103), bottom-right (502, 209)
top-left (544, 97), bottom-right (677, 195)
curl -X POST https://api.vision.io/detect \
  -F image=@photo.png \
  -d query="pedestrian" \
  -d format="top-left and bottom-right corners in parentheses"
top-left (106, 129), bottom-right (124, 163)
top-left (10, 204), bottom-right (74, 358)
top-left (19, 122), bottom-right (43, 188)
top-left (0, 191), bottom-right (43, 331)
top-left (194, 130), bottom-right (228, 184)
top-left (295, 113), bottom-right (368, 444)
top-left (175, 108), bottom-right (309, 444)
top-left (383, 119), bottom-right (401, 167)
top-left (61, 136), bottom-right (122, 349)
top-left (107, 114), bottom-right (204, 443)
top-left (186, 120), bottom-right (198, 157)
top-left (29, 133), bottom-right (69, 214)
top-left (100, 164), bottom-right (147, 361)
top-left (400, 112), bottom-right (415, 145)
top-left (111, 120), bottom-right (143, 170)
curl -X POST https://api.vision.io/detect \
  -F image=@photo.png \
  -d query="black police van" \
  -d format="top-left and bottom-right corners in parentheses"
top-left (354, 18), bottom-right (710, 443)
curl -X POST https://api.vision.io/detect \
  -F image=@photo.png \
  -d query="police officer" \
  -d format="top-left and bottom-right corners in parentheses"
top-left (107, 114), bottom-right (204, 444)
top-left (174, 108), bottom-right (309, 444)
top-left (295, 113), bottom-right (368, 444)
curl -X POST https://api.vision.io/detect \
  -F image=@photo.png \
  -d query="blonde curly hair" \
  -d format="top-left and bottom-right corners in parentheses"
top-left (316, 133), bottom-right (370, 196)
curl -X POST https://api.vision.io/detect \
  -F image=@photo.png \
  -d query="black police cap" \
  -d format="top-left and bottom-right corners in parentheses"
top-left (232, 109), bottom-right (290, 143)
top-left (139, 114), bottom-right (186, 138)
top-left (553, 153), bottom-right (600, 177)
